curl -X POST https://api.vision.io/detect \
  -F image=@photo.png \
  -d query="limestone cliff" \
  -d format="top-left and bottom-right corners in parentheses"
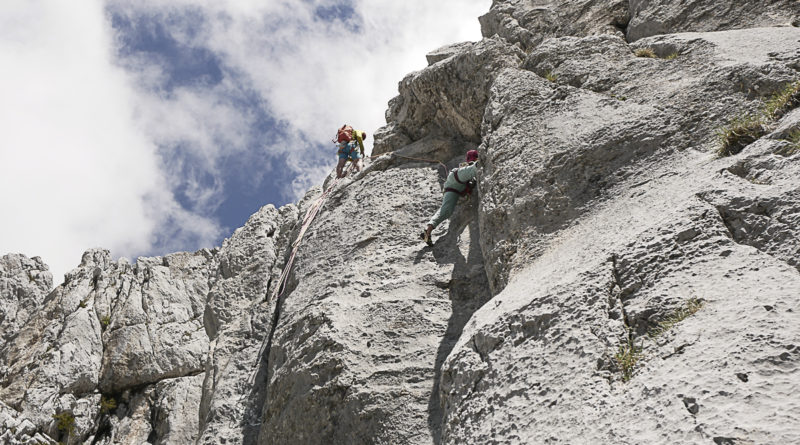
top-left (2, 1), bottom-right (799, 444)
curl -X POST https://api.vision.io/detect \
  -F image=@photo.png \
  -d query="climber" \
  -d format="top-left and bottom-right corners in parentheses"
top-left (421, 149), bottom-right (479, 246)
top-left (335, 124), bottom-right (367, 178)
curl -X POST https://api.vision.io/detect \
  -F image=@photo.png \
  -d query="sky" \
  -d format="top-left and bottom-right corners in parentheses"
top-left (0, 0), bottom-right (488, 285)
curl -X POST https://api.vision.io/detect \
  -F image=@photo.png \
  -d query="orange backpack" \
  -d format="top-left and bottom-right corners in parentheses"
top-left (337, 125), bottom-right (354, 143)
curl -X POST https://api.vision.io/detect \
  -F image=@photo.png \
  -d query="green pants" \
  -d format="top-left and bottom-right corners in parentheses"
top-left (428, 191), bottom-right (460, 229)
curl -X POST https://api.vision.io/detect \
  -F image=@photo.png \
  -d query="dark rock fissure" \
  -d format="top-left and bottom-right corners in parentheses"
top-left (241, 215), bottom-right (301, 444)
top-left (609, 254), bottom-right (633, 343)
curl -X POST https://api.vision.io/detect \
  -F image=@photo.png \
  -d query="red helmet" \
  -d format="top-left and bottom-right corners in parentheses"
top-left (466, 150), bottom-right (479, 162)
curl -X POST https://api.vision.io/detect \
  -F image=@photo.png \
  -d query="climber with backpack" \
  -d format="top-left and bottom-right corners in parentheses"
top-left (335, 124), bottom-right (367, 178)
top-left (421, 149), bottom-right (479, 246)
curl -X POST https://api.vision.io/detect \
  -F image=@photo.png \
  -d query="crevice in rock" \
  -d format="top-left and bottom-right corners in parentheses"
top-left (609, 254), bottom-right (633, 337)
top-left (240, 235), bottom-right (298, 444)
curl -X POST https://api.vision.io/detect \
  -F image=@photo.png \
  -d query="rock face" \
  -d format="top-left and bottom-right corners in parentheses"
top-left (627, 0), bottom-right (799, 41)
top-left (2, 1), bottom-right (800, 444)
top-left (0, 254), bottom-right (52, 347)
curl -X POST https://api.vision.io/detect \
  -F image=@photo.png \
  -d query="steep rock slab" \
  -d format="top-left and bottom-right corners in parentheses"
top-left (627, 0), bottom-right (799, 41)
top-left (257, 159), bottom-right (491, 444)
top-left (525, 27), bottom-right (800, 150)
top-left (197, 204), bottom-right (298, 444)
top-left (441, 138), bottom-right (800, 443)
top-left (373, 38), bottom-right (523, 155)
top-left (0, 254), bottom-right (52, 346)
top-left (482, 26), bottom-right (800, 293)
top-left (480, 0), bottom-right (798, 47)
top-left (478, 67), bottom-right (673, 292)
top-left (478, 0), bottom-right (628, 51)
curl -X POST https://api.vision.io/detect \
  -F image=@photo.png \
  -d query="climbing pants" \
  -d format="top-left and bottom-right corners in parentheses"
top-left (427, 191), bottom-right (460, 229)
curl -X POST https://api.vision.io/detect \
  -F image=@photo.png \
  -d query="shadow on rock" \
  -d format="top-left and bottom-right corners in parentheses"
top-left (426, 199), bottom-right (492, 444)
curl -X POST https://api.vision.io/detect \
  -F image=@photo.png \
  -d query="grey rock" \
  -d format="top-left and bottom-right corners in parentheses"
top-left (98, 250), bottom-right (214, 393)
top-left (483, 26), bottom-right (800, 292)
top-left (479, 0), bottom-right (628, 50)
top-left (425, 42), bottom-right (475, 65)
top-left (441, 131), bottom-right (800, 443)
top-left (0, 254), bottom-right (52, 346)
top-left (480, 0), bottom-right (798, 48)
top-left (628, 0), bottom-right (800, 41)
top-left (374, 37), bottom-right (524, 156)
top-left (257, 162), bottom-right (490, 444)
top-left (153, 374), bottom-right (205, 445)
top-left (0, 401), bottom-right (57, 445)
top-left (438, 26), bottom-right (800, 445)
top-left (197, 205), bottom-right (295, 444)
top-left (2, 2), bottom-right (800, 444)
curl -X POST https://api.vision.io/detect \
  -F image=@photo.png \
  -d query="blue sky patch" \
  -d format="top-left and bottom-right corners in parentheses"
top-left (111, 9), bottom-right (224, 92)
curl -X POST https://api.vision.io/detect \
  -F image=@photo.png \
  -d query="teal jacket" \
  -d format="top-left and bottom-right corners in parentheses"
top-left (443, 162), bottom-right (478, 195)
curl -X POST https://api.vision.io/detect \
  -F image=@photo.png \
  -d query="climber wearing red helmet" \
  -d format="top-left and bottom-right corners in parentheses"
top-left (421, 149), bottom-right (480, 246)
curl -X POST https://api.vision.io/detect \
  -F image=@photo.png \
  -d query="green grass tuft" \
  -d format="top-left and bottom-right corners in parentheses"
top-left (763, 80), bottom-right (800, 120)
top-left (664, 52), bottom-right (679, 60)
top-left (544, 70), bottom-right (558, 83)
top-left (649, 297), bottom-right (704, 338)
top-left (100, 396), bottom-right (117, 414)
top-left (52, 411), bottom-right (75, 437)
top-left (717, 80), bottom-right (800, 156)
top-left (100, 315), bottom-right (111, 329)
top-left (614, 337), bottom-right (642, 382)
top-left (777, 129), bottom-right (800, 156)
top-left (717, 114), bottom-right (767, 156)
top-left (634, 47), bottom-right (656, 58)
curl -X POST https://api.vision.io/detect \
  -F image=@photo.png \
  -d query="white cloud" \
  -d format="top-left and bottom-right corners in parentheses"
top-left (0, 0), bottom-right (488, 284)
top-left (0, 1), bottom-right (221, 283)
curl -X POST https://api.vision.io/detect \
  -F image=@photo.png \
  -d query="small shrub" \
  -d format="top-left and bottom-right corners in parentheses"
top-left (717, 114), bottom-right (767, 156)
top-left (79, 297), bottom-right (89, 309)
top-left (649, 297), bottom-right (704, 338)
top-left (763, 80), bottom-right (800, 120)
top-left (52, 411), bottom-right (75, 437)
top-left (100, 315), bottom-right (111, 329)
top-left (610, 94), bottom-right (627, 101)
top-left (614, 337), bottom-right (642, 382)
top-left (777, 129), bottom-right (800, 156)
top-left (544, 70), bottom-right (558, 83)
top-left (100, 396), bottom-right (117, 414)
top-left (634, 47), bottom-right (656, 58)
top-left (664, 52), bottom-right (679, 60)
top-left (717, 80), bottom-right (800, 156)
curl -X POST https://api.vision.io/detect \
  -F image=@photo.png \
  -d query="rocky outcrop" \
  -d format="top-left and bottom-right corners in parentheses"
top-left (479, 0), bottom-right (799, 48)
top-left (479, 0), bottom-right (628, 50)
top-left (2, 0), bottom-right (799, 444)
top-left (627, 0), bottom-right (799, 41)
top-left (0, 254), bottom-right (52, 348)
top-left (373, 38), bottom-right (524, 155)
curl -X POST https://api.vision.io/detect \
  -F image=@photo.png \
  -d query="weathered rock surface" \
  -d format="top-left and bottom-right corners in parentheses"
top-left (479, 0), bottom-right (628, 50)
top-left (373, 37), bottom-right (524, 155)
top-left (481, 0), bottom-right (799, 48)
top-left (2, 1), bottom-right (800, 444)
top-left (0, 254), bottom-right (51, 348)
top-left (255, 161), bottom-right (490, 444)
top-left (627, 0), bottom-right (799, 41)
